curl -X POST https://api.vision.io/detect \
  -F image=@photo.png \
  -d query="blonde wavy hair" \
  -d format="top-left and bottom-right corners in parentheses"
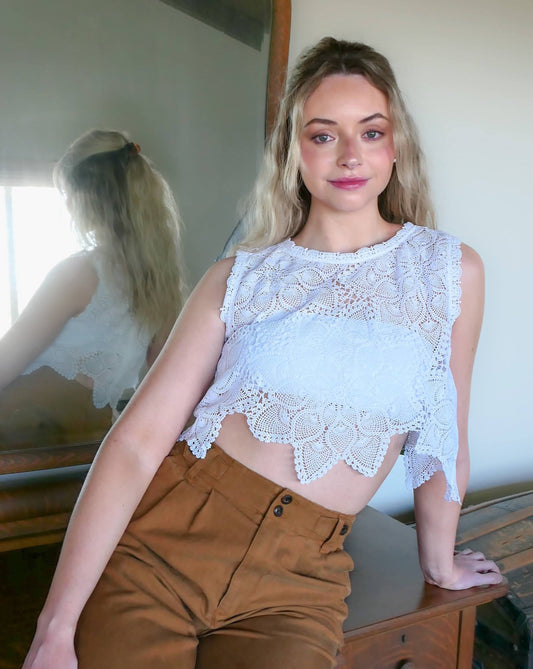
top-left (54, 129), bottom-right (185, 336)
top-left (240, 37), bottom-right (435, 250)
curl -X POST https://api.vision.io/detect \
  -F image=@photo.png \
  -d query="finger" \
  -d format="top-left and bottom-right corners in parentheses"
top-left (459, 548), bottom-right (473, 555)
top-left (472, 558), bottom-right (498, 572)
top-left (462, 556), bottom-right (498, 573)
top-left (477, 559), bottom-right (501, 574)
top-left (453, 569), bottom-right (504, 589)
top-left (461, 549), bottom-right (485, 560)
top-left (476, 570), bottom-right (504, 585)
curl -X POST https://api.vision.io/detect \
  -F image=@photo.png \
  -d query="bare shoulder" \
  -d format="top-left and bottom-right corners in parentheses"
top-left (452, 243), bottom-right (484, 346)
top-left (201, 256), bottom-right (236, 287)
top-left (45, 252), bottom-right (98, 313)
top-left (187, 256), bottom-right (236, 307)
top-left (151, 256), bottom-right (236, 359)
top-left (459, 243), bottom-right (484, 292)
top-left (49, 251), bottom-right (96, 282)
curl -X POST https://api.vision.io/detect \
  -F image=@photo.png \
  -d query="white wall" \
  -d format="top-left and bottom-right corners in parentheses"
top-left (290, 0), bottom-right (533, 514)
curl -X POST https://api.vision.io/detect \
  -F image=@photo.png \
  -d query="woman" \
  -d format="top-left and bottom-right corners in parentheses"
top-left (0, 129), bottom-right (185, 411)
top-left (22, 39), bottom-right (502, 669)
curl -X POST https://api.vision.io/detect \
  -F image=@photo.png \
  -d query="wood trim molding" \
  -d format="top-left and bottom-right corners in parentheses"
top-left (0, 443), bottom-right (99, 476)
top-left (265, 0), bottom-right (291, 138)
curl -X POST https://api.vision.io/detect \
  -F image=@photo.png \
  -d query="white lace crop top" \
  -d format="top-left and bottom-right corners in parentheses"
top-left (23, 250), bottom-right (152, 410)
top-left (181, 223), bottom-right (463, 502)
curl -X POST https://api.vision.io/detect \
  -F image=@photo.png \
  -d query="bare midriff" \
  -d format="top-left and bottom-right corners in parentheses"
top-left (215, 412), bottom-right (407, 515)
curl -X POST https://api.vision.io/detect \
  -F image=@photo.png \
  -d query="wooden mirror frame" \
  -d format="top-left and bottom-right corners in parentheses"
top-left (0, 0), bottom-right (291, 551)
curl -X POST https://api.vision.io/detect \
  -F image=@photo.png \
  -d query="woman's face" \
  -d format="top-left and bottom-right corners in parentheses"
top-left (298, 74), bottom-right (395, 218)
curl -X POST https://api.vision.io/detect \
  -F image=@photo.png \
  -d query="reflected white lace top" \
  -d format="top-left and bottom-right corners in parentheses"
top-left (181, 223), bottom-right (463, 501)
top-left (23, 250), bottom-right (152, 410)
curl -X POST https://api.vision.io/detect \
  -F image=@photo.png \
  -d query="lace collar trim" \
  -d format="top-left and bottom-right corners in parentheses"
top-left (280, 221), bottom-right (417, 265)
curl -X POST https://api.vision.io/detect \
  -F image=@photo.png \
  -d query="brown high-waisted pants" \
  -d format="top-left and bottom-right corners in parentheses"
top-left (76, 442), bottom-right (355, 669)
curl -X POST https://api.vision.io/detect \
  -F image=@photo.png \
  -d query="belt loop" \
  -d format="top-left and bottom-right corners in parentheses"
top-left (320, 517), bottom-right (350, 555)
top-left (184, 449), bottom-right (230, 483)
top-left (184, 456), bottom-right (208, 482)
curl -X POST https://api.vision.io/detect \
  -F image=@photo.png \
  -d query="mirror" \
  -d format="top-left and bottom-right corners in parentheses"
top-left (0, 0), bottom-right (291, 547)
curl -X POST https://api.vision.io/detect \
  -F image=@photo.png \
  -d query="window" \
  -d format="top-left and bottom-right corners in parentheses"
top-left (0, 186), bottom-right (82, 337)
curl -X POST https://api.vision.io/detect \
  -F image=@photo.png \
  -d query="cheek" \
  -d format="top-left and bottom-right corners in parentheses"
top-left (368, 144), bottom-right (395, 176)
top-left (299, 140), bottom-right (334, 174)
top-left (369, 138), bottom-right (394, 161)
top-left (384, 136), bottom-right (396, 162)
top-left (298, 143), bottom-right (317, 174)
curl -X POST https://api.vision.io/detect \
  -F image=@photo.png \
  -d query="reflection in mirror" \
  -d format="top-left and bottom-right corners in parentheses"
top-left (1, 129), bottom-right (185, 426)
top-left (0, 0), bottom-right (280, 469)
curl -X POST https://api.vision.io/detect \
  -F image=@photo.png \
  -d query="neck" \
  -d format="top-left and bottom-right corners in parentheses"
top-left (293, 202), bottom-right (400, 253)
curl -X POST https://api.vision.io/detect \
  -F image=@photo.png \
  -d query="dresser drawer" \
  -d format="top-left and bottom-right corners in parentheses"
top-left (338, 611), bottom-right (460, 669)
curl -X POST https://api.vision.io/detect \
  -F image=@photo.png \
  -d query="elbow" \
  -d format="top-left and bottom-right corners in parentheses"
top-left (98, 427), bottom-right (164, 479)
top-left (456, 448), bottom-right (470, 472)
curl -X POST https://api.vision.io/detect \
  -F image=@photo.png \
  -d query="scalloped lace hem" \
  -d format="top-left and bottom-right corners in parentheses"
top-left (181, 403), bottom-right (459, 499)
top-left (23, 356), bottom-right (137, 410)
top-left (405, 455), bottom-right (460, 503)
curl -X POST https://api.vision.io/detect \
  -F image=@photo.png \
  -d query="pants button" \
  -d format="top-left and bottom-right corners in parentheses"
top-left (340, 524), bottom-right (348, 535)
top-left (281, 494), bottom-right (293, 504)
top-left (273, 505), bottom-right (284, 517)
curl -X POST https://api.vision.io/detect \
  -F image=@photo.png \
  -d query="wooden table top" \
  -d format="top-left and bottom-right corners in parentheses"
top-left (343, 506), bottom-right (508, 639)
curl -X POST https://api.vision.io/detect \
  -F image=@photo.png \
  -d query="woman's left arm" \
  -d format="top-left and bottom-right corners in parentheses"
top-left (413, 244), bottom-right (503, 590)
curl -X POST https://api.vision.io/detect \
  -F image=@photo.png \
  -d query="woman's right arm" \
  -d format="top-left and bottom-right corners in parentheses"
top-left (22, 257), bottom-right (234, 669)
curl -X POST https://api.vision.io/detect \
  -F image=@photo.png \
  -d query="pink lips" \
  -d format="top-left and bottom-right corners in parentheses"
top-left (329, 177), bottom-right (369, 190)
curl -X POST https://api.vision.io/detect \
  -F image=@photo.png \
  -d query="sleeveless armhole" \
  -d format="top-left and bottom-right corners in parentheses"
top-left (219, 250), bottom-right (249, 334)
top-left (22, 250), bottom-right (98, 380)
top-left (91, 249), bottom-right (105, 283)
top-left (404, 233), bottom-right (463, 503)
top-left (23, 249), bottom-right (150, 410)
top-left (448, 236), bottom-right (463, 325)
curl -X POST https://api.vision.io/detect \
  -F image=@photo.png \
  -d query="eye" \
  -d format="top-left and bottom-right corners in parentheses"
top-left (311, 133), bottom-right (334, 144)
top-left (363, 129), bottom-right (384, 141)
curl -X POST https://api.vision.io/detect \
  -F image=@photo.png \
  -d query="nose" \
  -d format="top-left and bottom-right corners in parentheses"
top-left (338, 138), bottom-right (362, 169)
top-left (343, 156), bottom-right (360, 169)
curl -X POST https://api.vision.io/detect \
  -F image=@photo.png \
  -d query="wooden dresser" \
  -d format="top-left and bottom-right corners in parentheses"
top-left (0, 369), bottom-right (108, 551)
top-left (338, 506), bottom-right (508, 668)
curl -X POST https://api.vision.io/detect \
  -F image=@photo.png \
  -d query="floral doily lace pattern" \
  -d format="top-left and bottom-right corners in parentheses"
top-left (181, 223), bottom-right (463, 501)
top-left (23, 250), bottom-right (151, 409)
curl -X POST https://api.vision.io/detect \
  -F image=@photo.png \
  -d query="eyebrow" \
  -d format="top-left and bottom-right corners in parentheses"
top-left (304, 113), bottom-right (389, 128)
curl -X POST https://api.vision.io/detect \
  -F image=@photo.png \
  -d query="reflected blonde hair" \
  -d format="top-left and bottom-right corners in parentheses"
top-left (54, 129), bottom-right (185, 335)
top-left (241, 37), bottom-right (435, 249)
